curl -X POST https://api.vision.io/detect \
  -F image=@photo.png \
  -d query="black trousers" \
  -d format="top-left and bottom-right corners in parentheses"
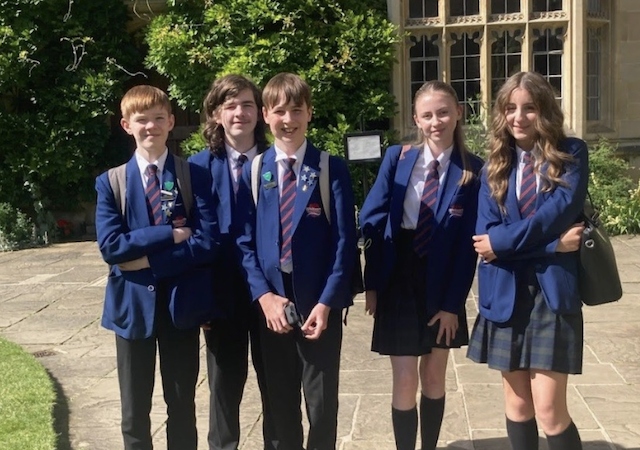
top-left (115, 291), bottom-right (200, 450)
top-left (258, 275), bottom-right (343, 450)
top-left (204, 299), bottom-right (275, 450)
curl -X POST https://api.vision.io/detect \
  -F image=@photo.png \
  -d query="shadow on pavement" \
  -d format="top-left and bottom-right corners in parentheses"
top-left (48, 370), bottom-right (71, 450)
top-left (449, 438), bottom-right (638, 449)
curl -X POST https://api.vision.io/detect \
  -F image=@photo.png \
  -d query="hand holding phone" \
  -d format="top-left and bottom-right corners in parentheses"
top-left (284, 302), bottom-right (303, 327)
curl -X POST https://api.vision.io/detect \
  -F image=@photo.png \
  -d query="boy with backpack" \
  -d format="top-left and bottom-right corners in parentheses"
top-left (95, 85), bottom-right (219, 450)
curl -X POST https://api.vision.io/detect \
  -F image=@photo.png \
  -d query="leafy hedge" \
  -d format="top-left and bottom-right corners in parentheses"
top-left (0, 0), bottom-right (141, 239)
top-left (145, 0), bottom-right (399, 205)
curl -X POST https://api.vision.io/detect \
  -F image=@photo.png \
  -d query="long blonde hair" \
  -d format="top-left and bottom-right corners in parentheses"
top-left (486, 71), bottom-right (572, 211)
top-left (411, 80), bottom-right (476, 186)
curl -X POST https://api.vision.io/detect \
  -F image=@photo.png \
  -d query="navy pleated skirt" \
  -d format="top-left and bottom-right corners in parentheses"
top-left (372, 229), bottom-right (469, 356)
top-left (467, 266), bottom-right (583, 374)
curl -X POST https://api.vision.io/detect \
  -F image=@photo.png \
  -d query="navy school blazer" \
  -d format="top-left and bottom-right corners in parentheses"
top-left (95, 153), bottom-right (220, 339)
top-left (235, 142), bottom-right (357, 317)
top-left (188, 147), bottom-right (252, 320)
top-left (475, 137), bottom-right (589, 323)
top-left (359, 144), bottom-right (484, 316)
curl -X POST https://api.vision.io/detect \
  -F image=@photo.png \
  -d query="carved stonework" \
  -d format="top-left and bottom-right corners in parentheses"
top-left (406, 17), bottom-right (442, 27)
top-left (587, 11), bottom-right (609, 20)
top-left (489, 13), bottom-right (525, 23)
top-left (447, 15), bottom-right (484, 25)
top-left (530, 11), bottom-right (568, 21)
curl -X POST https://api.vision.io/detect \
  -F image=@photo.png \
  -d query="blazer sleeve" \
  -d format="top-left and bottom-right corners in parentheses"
top-left (235, 161), bottom-right (272, 301)
top-left (484, 139), bottom-right (589, 259)
top-left (95, 172), bottom-right (175, 265)
top-left (318, 157), bottom-right (357, 309)
top-left (359, 146), bottom-right (401, 291)
top-left (147, 162), bottom-right (220, 278)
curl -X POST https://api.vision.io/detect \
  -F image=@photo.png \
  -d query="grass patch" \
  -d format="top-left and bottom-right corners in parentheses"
top-left (0, 337), bottom-right (56, 450)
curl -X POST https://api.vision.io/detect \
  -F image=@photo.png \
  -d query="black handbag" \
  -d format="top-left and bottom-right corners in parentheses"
top-left (578, 195), bottom-right (623, 306)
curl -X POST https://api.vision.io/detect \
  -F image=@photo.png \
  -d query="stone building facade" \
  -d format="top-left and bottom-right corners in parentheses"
top-left (386, 0), bottom-right (640, 170)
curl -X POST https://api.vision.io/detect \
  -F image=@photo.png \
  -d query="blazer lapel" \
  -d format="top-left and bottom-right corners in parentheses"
top-left (390, 146), bottom-right (420, 233)
top-left (212, 154), bottom-right (233, 233)
top-left (291, 145), bottom-right (321, 232)
top-left (162, 155), bottom-right (179, 225)
top-left (435, 149), bottom-right (463, 223)
top-left (259, 149), bottom-right (279, 216)
top-left (125, 157), bottom-right (151, 228)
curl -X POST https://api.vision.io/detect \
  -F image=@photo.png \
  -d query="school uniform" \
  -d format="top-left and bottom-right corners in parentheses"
top-left (188, 146), bottom-right (275, 450)
top-left (360, 144), bottom-right (483, 356)
top-left (95, 150), bottom-right (219, 450)
top-left (235, 140), bottom-right (357, 450)
top-left (466, 137), bottom-right (589, 374)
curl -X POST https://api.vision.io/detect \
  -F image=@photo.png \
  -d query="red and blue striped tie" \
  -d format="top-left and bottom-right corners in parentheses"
top-left (413, 160), bottom-right (439, 258)
top-left (519, 152), bottom-right (537, 218)
top-left (279, 158), bottom-right (296, 268)
top-left (145, 164), bottom-right (163, 225)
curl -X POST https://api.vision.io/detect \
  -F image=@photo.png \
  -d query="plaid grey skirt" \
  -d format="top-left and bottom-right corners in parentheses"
top-left (467, 269), bottom-right (583, 374)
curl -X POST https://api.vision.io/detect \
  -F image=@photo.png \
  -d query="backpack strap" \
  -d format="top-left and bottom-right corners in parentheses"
top-left (319, 151), bottom-right (331, 225)
top-left (251, 152), bottom-right (265, 205)
top-left (173, 155), bottom-right (193, 218)
top-left (107, 163), bottom-right (127, 217)
top-left (399, 144), bottom-right (412, 160)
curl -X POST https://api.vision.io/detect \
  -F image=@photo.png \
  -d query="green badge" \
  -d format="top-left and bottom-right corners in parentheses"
top-left (163, 181), bottom-right (174, 190)
top-left (263, 171), bottom-right (273, 182)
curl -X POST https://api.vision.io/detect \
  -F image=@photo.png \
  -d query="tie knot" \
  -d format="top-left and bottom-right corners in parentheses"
top-left (522, 152), bottom-right (533, 164)
top-left (427, 159), bottom-right (439, 178)
top-left (145, 164), bottom-right (158, 177)
top-left (286, 158), bottom-right (296, 169)
top-left (236, 154), bottom-right (248, 168)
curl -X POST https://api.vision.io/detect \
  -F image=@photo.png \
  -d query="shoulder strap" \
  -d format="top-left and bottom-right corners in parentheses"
top-left (173, 155), bottom-right (193, 217)
top-left (400, 144), bottom-right (412, 159)
top-left (319, 151), bottom-right (331, 225)
top-left (107, 163), bottom-right (127, 216)
top-left (251, 152), bottom-right (265, 205)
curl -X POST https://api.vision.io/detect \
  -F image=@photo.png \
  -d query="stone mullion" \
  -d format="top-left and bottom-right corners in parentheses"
top-left (568, 0), bottom-right (583, 134)
top-left (521, 0), bottom-right (532, 71)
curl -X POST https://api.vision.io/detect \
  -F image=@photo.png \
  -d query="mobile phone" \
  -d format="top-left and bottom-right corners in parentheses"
top-left (284, 302), bottom-right (303, 327)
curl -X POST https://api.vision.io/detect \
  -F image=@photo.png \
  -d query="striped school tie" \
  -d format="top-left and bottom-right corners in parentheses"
top-left (279, 158), bottom-right (296, 268)
top-left (413, 160), bottom-right (439, 258)
top-left (233, 154), bottom-right (248, 195)
top-left (145, 164), bottom-right (163, 225)
top-left (519, 152), bottom-right (537, 218)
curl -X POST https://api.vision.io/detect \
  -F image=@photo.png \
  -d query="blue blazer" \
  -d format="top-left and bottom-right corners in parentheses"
top-left (475, 137), bottom-right (589, 323)
top-left (189, 148), bottom-right (250, 320)
top-left (95, 154), bottom-right (220, 339)
top-left (359, 144), bottom-right (483, 315)
top-left (235, 143), bottom-right (357, 317)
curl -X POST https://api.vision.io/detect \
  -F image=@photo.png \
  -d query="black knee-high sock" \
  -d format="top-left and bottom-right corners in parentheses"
top-left (506, 417), bottom-right (539, 450)
top-left (392, 406), bottom-right (418, 450)
top-left (419, 395), bottom-right (445, 450)
top-left (546, 421), bottom-right (582, 450)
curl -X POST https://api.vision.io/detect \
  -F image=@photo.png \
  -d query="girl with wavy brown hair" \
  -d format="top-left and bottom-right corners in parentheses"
top-left (467, 71), bottom-right (588, 450)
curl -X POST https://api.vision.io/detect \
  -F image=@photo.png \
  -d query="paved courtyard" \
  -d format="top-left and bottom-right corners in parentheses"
top-left (0, 237), bottom-right (639, 449)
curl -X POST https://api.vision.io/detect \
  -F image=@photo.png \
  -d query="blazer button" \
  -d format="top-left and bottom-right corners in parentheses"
top-left (147, 285), bottom-right (155, 292)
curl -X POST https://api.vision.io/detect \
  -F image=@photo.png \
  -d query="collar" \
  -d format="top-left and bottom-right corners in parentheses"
top-left (226, 143), bottom-right (258, 163)
top-left (423, 143), bottom-right (454, 168)
top-left (274, 139), bottom-right (307, 165)
top-left (516, 144), bottom-right (540, 163)
top-left (135, 148), bottom-right (169, 173)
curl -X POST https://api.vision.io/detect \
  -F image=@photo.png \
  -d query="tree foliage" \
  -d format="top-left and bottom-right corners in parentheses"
top-left (0, 0), bottom-right (140, 229)
top-left (145, 0), bottom-right (400, 203)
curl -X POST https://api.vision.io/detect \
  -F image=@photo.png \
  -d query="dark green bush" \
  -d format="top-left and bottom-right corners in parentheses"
top-left (0, 203), bottom-right (35, 251)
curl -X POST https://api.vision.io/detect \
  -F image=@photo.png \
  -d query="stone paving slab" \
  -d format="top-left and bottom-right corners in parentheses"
top-left (1, 239), bottom-right (640, 449)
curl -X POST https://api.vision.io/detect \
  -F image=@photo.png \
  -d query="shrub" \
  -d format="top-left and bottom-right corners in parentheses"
top-left (145, 0), bottom-right (399, 206)
top-left (0, 203), bottom-right (35, 251)
top-left (587, 138), bottom-right (640, 235)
